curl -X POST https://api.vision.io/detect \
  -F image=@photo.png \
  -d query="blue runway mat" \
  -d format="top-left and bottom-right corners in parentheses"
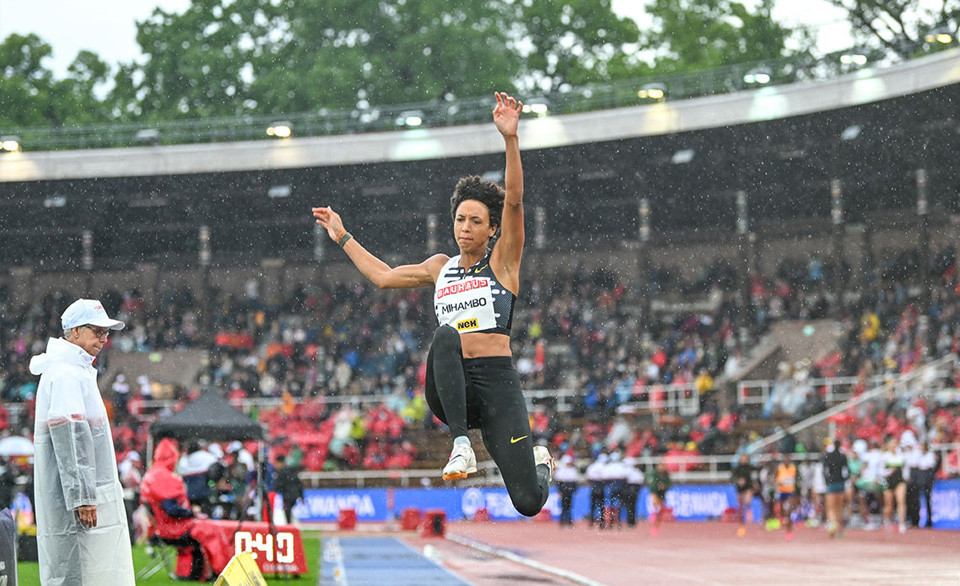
top-left (319, 537), bottom-right (472, 585)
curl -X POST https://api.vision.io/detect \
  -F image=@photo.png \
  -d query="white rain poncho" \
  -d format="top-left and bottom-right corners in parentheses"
top-left (30, 337), bottom-right (135, 585)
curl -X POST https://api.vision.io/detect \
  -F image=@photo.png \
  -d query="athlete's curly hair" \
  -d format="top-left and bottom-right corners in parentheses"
top-left (449, 175), bottom-right (505, 232)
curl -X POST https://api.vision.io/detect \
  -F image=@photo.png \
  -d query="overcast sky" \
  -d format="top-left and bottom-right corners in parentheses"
top-left (0, 0), bottom-right (851, 77)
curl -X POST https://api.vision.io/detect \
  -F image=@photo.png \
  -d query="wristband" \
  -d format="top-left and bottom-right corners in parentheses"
top-left (338, 232), bottom-right (353, 247)
top-left (334, 227), bottom-right (346, 242)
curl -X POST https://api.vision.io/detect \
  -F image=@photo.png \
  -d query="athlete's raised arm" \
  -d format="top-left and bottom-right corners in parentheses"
top-left (312, 206), bottom-right (446, 289)
top-left (490, 92), bottom-right (524, 293)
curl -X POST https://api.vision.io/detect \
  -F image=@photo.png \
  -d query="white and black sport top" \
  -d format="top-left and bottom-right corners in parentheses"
top-left (434, 253), bottom-right (515, 335)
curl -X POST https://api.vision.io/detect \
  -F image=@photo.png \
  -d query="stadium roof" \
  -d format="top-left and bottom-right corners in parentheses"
top-left (1, 49), bottom-right (958, 270)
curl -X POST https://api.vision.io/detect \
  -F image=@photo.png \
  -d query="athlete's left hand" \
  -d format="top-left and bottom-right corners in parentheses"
top-left (493, 92), bottom-right (521, 138)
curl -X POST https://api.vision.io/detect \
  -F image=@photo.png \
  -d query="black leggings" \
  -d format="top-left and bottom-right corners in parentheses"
top-left (425, 325), bottom-right (550, 517)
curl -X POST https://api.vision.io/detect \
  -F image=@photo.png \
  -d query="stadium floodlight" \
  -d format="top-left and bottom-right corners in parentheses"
top-left (839, 52), bottom-right (868, 66)
top-left (671, 149), bottom-right (695, 164)
top-left (638, 83), bottom-right (666, 101)
top-left (521, 98), bottom-right (550, 116)
top-left (135, 129), bottom-right (160, 146)
top-left (268, 185), bottom-right (292, 199)
top-left (924, 27), bottom-right (955, 44)
top-left (396, 110), bottom-right (425, 127)
top-left (481, 169), bottom-right (504, 182)
top-left (266, 122), bottom-right (292, 138)
top-left (840, 125), bottom-right (862, 141)
top-left (0, 136), bottom-right (21, 153)
top-left (743, 67), bottom-right (772, 85)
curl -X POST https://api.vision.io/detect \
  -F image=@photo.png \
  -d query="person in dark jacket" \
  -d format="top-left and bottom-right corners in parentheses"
top-left (552, 455), bottom-right (580, 527)
top-left (272, 454), bottom-right (303, 524)
top-left (730, 453), bottom-right (757, 536)
top-left (645, 461), bottom-right (672, 536)
top-left (909, 441), bottom-right (939, 528)
top-left (821, 438), bottom-right (848, 537)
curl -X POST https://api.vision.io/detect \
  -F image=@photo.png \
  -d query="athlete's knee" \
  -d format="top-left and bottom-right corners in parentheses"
top-left (432, 325), bottom-right (461, 355)
top-left (511, 494), bottom-right (545, 518)
top-left (509, 487), bottom-right (547, 518)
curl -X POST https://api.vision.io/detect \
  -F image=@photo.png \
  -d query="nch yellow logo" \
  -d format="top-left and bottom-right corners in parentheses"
top-left (456, 318), bottom-right (478, 330)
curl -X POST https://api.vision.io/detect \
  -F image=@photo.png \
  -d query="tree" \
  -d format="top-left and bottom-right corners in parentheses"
top-left (1, 0), bottom-right (814, 130)
top-left (248, 0), bottom-right (521, 113)
top-left (0, 34), bottom-right (111, 128)
top-left (128, 0), bottom-right (524, 118)
top-left (515, 0), bottom-right (647, 94)
top-left (127, 0), bottom-right (647, 117)
top-left (641, 0), bottom-right (809, 73)
top-left (0, 34), bottom-right (55, 127)
top-left (48, 51), bottom-right (112, 125)
top-left (133, 0), bottom-right (270, 119)
top-left (825, 0), bottom-right (960, 59)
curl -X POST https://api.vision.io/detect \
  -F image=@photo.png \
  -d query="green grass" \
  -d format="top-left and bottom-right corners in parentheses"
top-left (17, 537), bottom-right (321, 584)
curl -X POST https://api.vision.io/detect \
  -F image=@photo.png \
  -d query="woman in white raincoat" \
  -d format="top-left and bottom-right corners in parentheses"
top-left (30, 299), bottom-right (135, 585)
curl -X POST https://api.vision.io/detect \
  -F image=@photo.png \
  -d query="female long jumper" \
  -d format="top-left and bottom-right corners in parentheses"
top-left (312, 93), bottom-right (553, 516)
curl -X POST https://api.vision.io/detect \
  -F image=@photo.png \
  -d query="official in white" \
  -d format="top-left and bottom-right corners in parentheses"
top-left (30, 299), bottom-right (135, 585)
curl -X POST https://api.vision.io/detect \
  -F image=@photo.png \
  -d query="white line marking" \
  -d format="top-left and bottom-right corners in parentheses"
top-left (446, 533), bottom-right (608, 586)
top-left (396, 538), bottom-right (476, 585)
top-left (322, 537), bottom-right (348, 585)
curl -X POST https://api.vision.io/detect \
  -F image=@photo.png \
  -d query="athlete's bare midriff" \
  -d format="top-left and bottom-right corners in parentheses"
top-left (460, 331), bottom-right (512, 359)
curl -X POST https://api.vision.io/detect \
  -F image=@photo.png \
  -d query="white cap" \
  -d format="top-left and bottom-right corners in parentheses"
top-left (61, 299), bottom-right (125, 331)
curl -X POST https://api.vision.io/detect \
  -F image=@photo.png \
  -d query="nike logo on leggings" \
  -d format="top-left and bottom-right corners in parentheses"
top-left (510, 435), bottom-right (528, 444)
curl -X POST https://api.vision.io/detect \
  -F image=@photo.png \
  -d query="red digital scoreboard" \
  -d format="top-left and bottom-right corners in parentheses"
top-left (211, 521), bottom-right (309, 575)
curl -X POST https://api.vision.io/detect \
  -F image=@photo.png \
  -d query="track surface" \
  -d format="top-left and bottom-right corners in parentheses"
top-left (395, 521), bottom-right (960, 586)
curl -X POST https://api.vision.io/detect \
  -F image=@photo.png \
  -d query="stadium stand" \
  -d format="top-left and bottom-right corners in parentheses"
top-left (1, 49), bottom-right (960, 500)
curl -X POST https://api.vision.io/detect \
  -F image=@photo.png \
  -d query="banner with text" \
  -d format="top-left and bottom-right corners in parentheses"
top-left (927, 479), bottom-right (960, 529)
top-left (295, 481), bottom-right (959, 527)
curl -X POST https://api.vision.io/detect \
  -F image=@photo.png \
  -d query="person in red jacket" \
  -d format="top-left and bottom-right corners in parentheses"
top-left (141, 438), bottom-right (232, 578)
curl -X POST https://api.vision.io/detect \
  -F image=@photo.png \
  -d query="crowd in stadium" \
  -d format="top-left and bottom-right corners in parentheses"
top-left (0, 246), bottom-right (959, 526)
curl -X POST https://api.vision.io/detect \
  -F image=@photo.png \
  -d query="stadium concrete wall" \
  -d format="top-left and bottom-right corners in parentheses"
top-left (5, 217), bottom-right (956, 310)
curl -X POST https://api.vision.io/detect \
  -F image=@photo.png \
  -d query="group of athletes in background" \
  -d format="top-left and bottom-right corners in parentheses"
top-left (552, 435), bottom-right (939, 539)
top-left (553, 453), bottom-right (672, 536)
top-left (729, 434), bottom-right (939, 539)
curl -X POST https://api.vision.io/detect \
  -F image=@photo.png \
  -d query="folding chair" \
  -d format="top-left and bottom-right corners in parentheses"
top-left (137, 527), bottom-right (177, 581)
top-left (137, 505), bottom-right (208, 581)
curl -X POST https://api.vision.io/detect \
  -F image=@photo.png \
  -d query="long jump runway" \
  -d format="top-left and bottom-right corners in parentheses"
top-left (321, 521), bottom-right (960, 585)
top-left (319, 536), bottom-right (471, 585)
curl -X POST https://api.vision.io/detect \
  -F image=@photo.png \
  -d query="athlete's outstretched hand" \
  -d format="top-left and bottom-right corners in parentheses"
top-left (312, 206), bottom-right (346, 241)
top-left (493, 92), bottom-right (521, 138)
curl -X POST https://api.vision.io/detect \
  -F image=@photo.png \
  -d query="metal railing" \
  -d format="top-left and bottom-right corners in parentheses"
top-left (296, 440), bottom-right (960, 488)
top-left (746, 354), bottom-right (959, 454)
top-left (738, 374), bottom-right (894, 408)
top-left (133, 386), bottom-right (579, 423)
top-left (0, 50), bottom-right (913, 152)
top-left (616, 382), bottom-right (700, 417)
